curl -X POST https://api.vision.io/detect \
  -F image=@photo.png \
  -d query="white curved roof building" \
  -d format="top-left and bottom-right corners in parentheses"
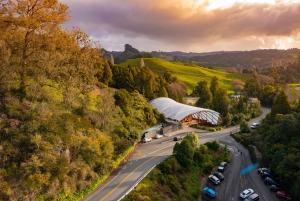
top-left (149, 97), bottom-right (220, 125)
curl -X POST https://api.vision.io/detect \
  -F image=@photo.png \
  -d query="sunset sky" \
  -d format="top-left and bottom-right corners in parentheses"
top-left (60, 0), bottom-right (300, 52)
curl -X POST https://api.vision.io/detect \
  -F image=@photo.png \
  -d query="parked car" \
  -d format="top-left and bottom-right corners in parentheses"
top-left (214, 172), bottom-right (224, 181)
top-left (276, 191), bottom-right (292, 201)
top-left (203, 186), bottom-right (216, 198)
top-left (142, 137), bottom-right (152, 143)
top-left (258, 167), bottom-right (270, 174)
top-left (264, 177), bottom-right (280, 186)
top-left (244, 193), bottom-right (259, 201)
top-left (154, 134), bottom-right (163, 139)
top-left (251, 122), bottom-right (260, 129)
top-left (173, 136), bottom-right (183, 141)
top-left (218, 162), bottom-right (227, 172)
top-left (261, 171), bottom-right (272, 179)
top-left (208, 175), bottom-right (220, 185)
top-left (270, 185), bottom-right (281, 192)
top-left (240, 188), bottom-right (254, 199)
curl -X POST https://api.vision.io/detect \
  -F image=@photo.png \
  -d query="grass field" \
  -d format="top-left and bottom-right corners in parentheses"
top-left (119, 58), bottom-right (248, 94)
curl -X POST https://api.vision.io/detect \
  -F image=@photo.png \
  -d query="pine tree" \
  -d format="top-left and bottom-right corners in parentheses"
top-left (210, 76), bottom-right (219, 97)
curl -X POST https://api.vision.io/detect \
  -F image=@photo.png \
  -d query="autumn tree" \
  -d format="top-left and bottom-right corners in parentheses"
top-left (0, 0), bottom-right (70, 99)
top-left (231, 79), bottom-right (243, 93)
top-left (167, 82), bottom-right (187, 103)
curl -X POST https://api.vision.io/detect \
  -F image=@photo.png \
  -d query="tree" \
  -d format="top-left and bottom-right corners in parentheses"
top-left (184, 132), bottom-right (200, 149)
top-left (231, 79), bottom-right (243, 93)
top-left (173, 139), bottom-right (194, 169)
top-left (260, 85), bottom-right (277, 107)
top-left (271, 91), bottom-right (291, 119)
top-left (240, 120), bottom-right (250, 133)
top-left (114, 89), bottom-right (133, 116)
top-left (192, 81), bottom-right (212, 108)
top-left (212, 88), bottom-right (229, 117)
top-left (210, 76), bottom-right (219, 97)
top-left (244, 77), bottom-right (262, 98)
top-left (101, 59), bottom-right (113, 85)
top-left (167, 82), bottom-right (186, 103)
top-left (0, 0), bottom-right (70, 99)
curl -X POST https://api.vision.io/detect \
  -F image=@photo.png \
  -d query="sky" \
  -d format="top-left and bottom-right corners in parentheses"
top-left (60, 0), bottom-right (300, 53)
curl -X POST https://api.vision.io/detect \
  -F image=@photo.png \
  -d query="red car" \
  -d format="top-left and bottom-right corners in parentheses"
top-left (276, 191), bottom-right (292, 201)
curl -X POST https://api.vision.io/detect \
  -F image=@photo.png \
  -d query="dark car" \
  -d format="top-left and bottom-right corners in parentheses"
top-left (270, 185), bottom-right (281, 192)
top-left (265, 177), bottom-right (280, 186)
top-left (218, 162), bottom-right (227, 172)
top-left (276, 191), bottom-right (292, 201)
top-left (173, 136), bottom-right (183, 141)
top-left (261, 171), bottom-right (272, 179)
top-left (214, 172), bottom-right (224, 181)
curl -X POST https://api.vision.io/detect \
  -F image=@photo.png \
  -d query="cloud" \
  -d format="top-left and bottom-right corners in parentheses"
top-left (60, 0), bottom-right (300, 52)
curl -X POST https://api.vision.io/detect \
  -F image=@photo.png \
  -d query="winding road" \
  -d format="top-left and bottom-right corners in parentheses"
top-left (83, 107), bottom-right (273, 201)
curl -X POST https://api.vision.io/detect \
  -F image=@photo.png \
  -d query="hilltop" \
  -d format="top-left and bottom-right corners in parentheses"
top-left (106, 44), bottom-right (300, 69)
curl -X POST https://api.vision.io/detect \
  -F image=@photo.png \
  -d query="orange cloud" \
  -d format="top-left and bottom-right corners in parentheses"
top-left (60, 0), bottom-right (300, 52)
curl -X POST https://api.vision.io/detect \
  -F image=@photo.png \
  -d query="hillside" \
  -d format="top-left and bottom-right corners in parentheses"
top-left (119, 58), bottom-right (248, 94)
top-left (191, 49), bottom-right (300, 69)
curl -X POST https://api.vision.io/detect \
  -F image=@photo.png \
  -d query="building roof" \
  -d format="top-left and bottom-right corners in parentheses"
top-left (149, 97), bottom-right (219, 125)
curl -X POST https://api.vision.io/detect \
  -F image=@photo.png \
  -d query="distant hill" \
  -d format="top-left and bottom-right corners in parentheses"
top-left (190, 49), bottom-right (300, 69)
top-left (119, 58), bottom-right (248, 94)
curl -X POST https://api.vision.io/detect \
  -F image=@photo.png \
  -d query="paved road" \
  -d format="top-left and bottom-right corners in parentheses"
top-left (83, 107), bottom-right (272, 201)
top-left (202, 135), bottom-right (280, 201)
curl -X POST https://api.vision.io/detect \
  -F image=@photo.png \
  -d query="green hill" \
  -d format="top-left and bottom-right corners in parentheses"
top-left (119, 58), bottom-right (248, 94)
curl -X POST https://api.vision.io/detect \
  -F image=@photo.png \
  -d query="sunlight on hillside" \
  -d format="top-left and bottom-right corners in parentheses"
top-left (119, 58), bottom-right (248, 94)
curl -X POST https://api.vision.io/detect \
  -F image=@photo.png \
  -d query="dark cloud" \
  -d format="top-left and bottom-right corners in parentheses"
top-left (60, 0), bottom-right (300, 51)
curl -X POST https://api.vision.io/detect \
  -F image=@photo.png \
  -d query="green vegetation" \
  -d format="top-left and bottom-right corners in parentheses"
top-left (0, 1), bottom-right (163, 200)
top-left (123, 133), bottom-right (229, 201)
top-left (233, 91), bottom-right (300, 200)
top-left (119, 58), bottom-right (248, 94)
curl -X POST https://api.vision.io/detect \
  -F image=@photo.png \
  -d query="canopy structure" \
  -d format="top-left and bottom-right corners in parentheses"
top-left (149, 97), bottom-right (220, 126)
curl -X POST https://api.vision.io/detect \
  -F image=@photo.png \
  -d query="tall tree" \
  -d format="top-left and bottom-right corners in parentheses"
top-left (212, 87), bottom-right (229, 117)
top-left (0, 0), bottom-right (70, 98)
top-left (271, 91), bottom-right (291, 119)
top-left (210, 76), bottom-right (219, 97)
top-left (192, 81), bottom-right (212, 108)
top-left (244, 77), bottom-right (262, 98)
